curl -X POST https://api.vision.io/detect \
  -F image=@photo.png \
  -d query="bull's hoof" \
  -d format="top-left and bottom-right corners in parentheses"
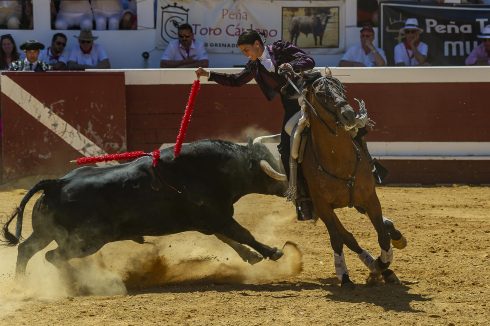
top-left (366, 272), bottom-right (383, 286)
top-left (246, 252), bottom-right (264, 265)
top-left (382, 269), bottom-right (401, 285)
top-left (391, 236), bottom-right (407, 250)
top-left (269, 248), bottom-right (284, 261)
top-left (341, 274), bottom-right (355, 290)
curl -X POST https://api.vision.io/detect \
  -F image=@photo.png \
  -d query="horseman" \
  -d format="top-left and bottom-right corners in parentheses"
top-left (195, 29), bottom-right (315, 220)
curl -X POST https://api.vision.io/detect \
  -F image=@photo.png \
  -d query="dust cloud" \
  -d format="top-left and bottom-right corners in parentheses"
top-left (1, 209), bottom-right (301, 300)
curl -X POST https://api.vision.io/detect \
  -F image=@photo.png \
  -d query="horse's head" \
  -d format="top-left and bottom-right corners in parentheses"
top-left (306, 75), bottom-right (357, 130)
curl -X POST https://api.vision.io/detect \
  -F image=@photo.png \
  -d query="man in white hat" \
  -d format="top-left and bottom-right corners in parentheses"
top-left (67, 29), bottom-right (111, 70)
top-left (465, 25), bottom-right (490, 65)
top-left (394, 18), bottom-right (429, 66)
top-left (9, 40), bottom-right (50, 71)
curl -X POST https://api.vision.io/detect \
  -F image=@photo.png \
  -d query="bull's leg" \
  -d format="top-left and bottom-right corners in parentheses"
top-left (215, 234), bottom-right (263, 265)
top-left (15, 231), bottom-right (53, 277)
top-left (217, 219), bottom-right (283, 261)
top-left (317, 207), bottom-right (353, 288)
top-left (364, 192), bottom-right (401, 284)
top-left (46, 236), bottom-right (108, 294)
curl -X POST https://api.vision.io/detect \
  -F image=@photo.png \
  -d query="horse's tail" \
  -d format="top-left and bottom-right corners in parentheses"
top-left (2, 179), bottom-right (58, 246)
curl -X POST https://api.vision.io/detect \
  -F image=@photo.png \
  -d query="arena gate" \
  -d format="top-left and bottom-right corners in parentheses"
top-left (1, 67), bottom-right (489, 184)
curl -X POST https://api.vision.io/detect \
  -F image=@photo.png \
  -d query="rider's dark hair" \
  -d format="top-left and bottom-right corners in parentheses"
top-left (237, 30), bottom-right (264, 46)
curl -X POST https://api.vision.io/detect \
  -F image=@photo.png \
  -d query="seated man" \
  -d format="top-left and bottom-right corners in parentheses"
top-left (339, 24), bottom-right (386, 67)
top-left (67, 29), bottom-right (111, 70)
top-left (394, 18), bottom-right (429, 66)
top-left (39, 32), bottom-right (69, 70)
top-left (54, 0), bottom-right (93, 30)
top-left (9, 40), bottom-right (50, 71)
top-left (91, 0), bottom-right (123, 30)
top-left (465, 25), bottom-right (490, 65)
top-left (0, 0), bottom-right (21, 29)
top-left (160, 23), bottom-right (209, 68)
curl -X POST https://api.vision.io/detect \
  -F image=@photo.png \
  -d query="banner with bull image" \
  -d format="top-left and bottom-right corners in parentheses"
top-left (156, 0), bottom-right (346, 54)
top-left (380, 2), bottom-right (490, 66)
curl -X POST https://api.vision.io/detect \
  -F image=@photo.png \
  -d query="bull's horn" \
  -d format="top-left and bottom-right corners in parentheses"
top-left (253, 134), bottom-right (281, 144)
top-left (260, 160), bottom-right (287, 181)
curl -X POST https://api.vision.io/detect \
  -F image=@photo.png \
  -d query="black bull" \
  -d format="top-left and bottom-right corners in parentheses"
top-left (2, 139), bottom-right (288, 276)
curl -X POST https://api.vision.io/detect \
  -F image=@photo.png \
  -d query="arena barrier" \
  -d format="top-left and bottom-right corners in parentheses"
top-left (1, 67), bottom-right (489, 184)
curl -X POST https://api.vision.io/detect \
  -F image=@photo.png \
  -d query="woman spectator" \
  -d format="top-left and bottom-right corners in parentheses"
top-left (0, 34), bottom-right (20, 70)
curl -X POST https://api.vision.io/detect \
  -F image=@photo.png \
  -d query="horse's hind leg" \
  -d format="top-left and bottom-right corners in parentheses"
top-left (364, 193), bottom-right (401, 284)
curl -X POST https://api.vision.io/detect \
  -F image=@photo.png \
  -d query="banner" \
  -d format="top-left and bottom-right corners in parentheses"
top-left (156, 0), bottom-right (345, 54)
top-left (380, 2), bottom-right (490, 66)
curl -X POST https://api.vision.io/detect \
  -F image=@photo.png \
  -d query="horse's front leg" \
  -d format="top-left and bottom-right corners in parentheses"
top-left (317, 206), bottom-right (354, 288)
top-left (364, 192), bottom-right (401, 285)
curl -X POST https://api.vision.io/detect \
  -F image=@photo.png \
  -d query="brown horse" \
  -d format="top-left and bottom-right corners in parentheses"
top-left (295, 72), bottom-right (407, 287)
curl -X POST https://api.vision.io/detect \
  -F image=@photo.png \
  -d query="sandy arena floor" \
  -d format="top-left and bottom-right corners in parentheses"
top-left (0, 179), bottom-right (489, 325)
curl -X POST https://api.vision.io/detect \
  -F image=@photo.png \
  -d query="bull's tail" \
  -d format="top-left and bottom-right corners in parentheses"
top-left (2, 179), bottom-right (58, 246)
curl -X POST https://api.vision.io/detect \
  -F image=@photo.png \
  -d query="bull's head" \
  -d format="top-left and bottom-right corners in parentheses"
top-left (247, 135), bottom-right (288, 197)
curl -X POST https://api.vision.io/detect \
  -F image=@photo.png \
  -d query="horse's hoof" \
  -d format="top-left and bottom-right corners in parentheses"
top-left (366, 272), bottom-right (383, 286)
top-left (269, 248), bottom-right (284, 261)
top-left (341, 274), bottom-right (355, 290)
top-left (391, 236), bottom-right (407, 250)
top-left (382, 269), bottom-right (401, 285)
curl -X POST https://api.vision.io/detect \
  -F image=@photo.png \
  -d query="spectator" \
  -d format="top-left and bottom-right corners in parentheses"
top-left (54, 0), bottom-right (93, 30)
top-left (9, 40), bottom-right (50, 71)
top-left (394, 18), bottom-right (429, 66)
top-left (339, 24), bottom-right (386, 67)
top-left (67, 29), bottom-right (111, 70)
top-left (39, 33), bottom-right (69, 70)
top-left (0, 33), bottom-right (20, 70)
top-left (160, 23), bottom-right (209, 68)
top-left (0, 0), bottom-right (21, 29)
top-left (91, 0), bottom-right (123, 30)
top-left (465, 25), bottom-right (490, 65)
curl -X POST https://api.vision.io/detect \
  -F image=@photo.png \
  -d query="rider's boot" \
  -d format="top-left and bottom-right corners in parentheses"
top-left (296, 172), bottom-right (314, 221)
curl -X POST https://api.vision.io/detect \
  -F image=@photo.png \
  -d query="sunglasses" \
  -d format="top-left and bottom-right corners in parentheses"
top-left (56, 41), bottom-right (66, 47)
top-left (404, 30), bottom-right (418, 34)
top-left (79, 40), bottom-right (92, 44)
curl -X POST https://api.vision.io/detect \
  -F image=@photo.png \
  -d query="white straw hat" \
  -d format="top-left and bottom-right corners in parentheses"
top-left (402, 18), bottom-right (423, 33)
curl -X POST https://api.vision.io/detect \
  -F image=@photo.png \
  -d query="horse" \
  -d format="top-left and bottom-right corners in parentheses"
top-left (289, 70), bottom-right (407, 287)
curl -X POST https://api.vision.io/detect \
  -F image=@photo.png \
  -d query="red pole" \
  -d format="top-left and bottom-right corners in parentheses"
top-left (174, 79), bottom-right (200, 158)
